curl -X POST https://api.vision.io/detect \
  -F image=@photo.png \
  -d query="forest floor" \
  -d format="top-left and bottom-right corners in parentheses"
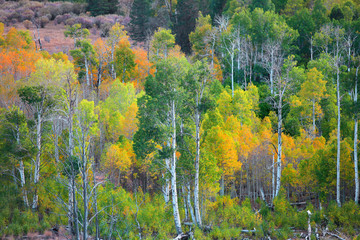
top-left (2, 230), bottom-right (350, 240)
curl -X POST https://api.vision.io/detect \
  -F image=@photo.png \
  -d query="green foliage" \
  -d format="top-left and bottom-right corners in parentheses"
top-left (206, 197), bottom-right (264, 238)
top-left (326, 201), bottom-right (360, 235)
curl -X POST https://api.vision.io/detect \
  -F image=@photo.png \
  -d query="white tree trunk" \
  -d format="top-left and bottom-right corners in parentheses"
top-left (32, 112), bottom-right (42, 210)
top-left (275, 98), bottom-right (282, 198)
top-left (270, 51), bottom-right (274, 95)
top-left (19, 161), bottom-right (29, 207)
top-left (310, 36), bottom-right (313, 61)
top-left (272, 154), bottom-right (275, 201)
top-left (354, 67), bottom-right (359, 203)
top-left (85, 57), bottom-right (90, 87)
top-left (336, 67), bottom-right (341, 207)
top-left (187, 183), bottom-right (195, 224)
top-left (313, 99), bottom-right (316, 138)
top-left (231, 54), bottom-right (234, 97)
top-left (171, 99), bottom-right (182, 234)
top-left (82, 138), bottom-right (88, 240)
top-left (194, 104), bottom-right (202, 228)
top-left (162, 169), bottom-right (170, 204)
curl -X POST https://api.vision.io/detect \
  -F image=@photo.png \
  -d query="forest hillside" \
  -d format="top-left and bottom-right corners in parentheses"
top-left (1, 0), bottom-right (360, 239)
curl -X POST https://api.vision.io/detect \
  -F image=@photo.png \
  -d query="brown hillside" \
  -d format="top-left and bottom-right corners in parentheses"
top-left (4, 22), bottom-right (102, 55)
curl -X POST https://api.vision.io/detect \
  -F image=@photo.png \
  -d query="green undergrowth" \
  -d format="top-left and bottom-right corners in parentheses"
top-left (1, 184), bottom-right (360, 239)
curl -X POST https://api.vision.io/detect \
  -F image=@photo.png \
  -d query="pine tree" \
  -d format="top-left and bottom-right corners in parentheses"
top-left (129, 0), bottom-right (150, 42)
top-left (173, 0), bottom-right (198, 54)
top-left (87, 0), bottom-right (118, 16)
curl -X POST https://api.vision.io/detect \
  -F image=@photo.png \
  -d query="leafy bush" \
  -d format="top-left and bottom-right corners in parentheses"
top-left (205, 197), bottom-right (263, 238)
top-left (326, 201), bottom-right (360, 235)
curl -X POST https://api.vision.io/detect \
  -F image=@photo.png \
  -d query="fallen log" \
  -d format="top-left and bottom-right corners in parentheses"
top-left (290, 202), bottom-right (307, 205)
top-left (323, 229), bottom-right (346, 240)
top-left (173, 232), bottom-right (193, 240)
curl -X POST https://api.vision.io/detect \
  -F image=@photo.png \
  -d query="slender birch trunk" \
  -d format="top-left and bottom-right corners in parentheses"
top-left (32, 111), bottom-right (42, 210)
top-left (231, 53), bottom-right (234, 97)
top-left (275, 95), bottom-right (282, 198)
top-left (354, 67), bottom-right (359, 203)
top-left (194, 98), bottom-right (202, 228)
top-left (19, 161), bottom-right (29, 207)
top-left (187, 183), bottom-right (195, 224)
top-left (16, 129), bottom-right (29, 207)
top-left (171, 99), bottom-right (182, 234)
top-left (272, 154), bottom-right (275, 201)
top-left (336, 66), bottom-right (341, 207)
top-left (313, 99), bottom-right (316, 138)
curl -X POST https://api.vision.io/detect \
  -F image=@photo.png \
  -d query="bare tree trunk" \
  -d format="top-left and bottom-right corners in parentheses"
top-left (272, 154), bottom-right (275, 201)
top-left (270, 52), bottom-right (274, 95)
top-left (194, 103), bottom-right (202, 228)
top-left (336, 66), bottom-right (341, 207)
top-left (72, 175), bottom-right (80, 240)
top-left (19, 161), bottom-right (29, 207)
top-left (32, 112), bottom-right (42, 210)
top-left (82, 139), bottom-right (88, 240)
top-left (182, 186), bottom-right (189, 221)
top-left (275, 96), bottom-right (282, 198)
top-left (313, 99), bottom-right (316, 138)
top-left (171, 99), bottom-right (182, 235)
top-left (187, 183), bottom-right (195, 224)
top-left (354, 67), bottom-right (359, 204)
top-left (85, 57), bottom-right (90, 87)
top-left (93, 166), bottom-right (99, 240)
top-left (231, 54), bottom-right (234, 97)
top-left (310, 36), bottom-right (313, 61)
top-left (162, 169), bottom-right (170, 204)
top-left (220, 174), bottom-right (225, 196)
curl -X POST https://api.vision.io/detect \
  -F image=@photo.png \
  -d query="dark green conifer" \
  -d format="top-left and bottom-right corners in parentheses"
top-left (129, 0), bottom-right (150, 42)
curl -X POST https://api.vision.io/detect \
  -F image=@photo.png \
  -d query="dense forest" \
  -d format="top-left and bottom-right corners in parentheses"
top-left (1, 0), bottom-right (360, 239)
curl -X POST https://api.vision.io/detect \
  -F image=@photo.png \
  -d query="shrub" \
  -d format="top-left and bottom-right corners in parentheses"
top-left (22, 9), bottom-right (34, 21)
top-left (39, 16), bottom-right (49, 28)
top-left (75, 16), bottom-right (93, 29)
top-left (100, 22), bottom-right (112, 37)
top-left (55, 13), bottom-right (72, 25)
top-left (72, 3), bottom-right (87, 15)
top-left (273, 188), bottom-right (298, 227)
top-left (37, 7), bottom-right (50, 18)
top-left (60, 2), bottom-right (74, 15)
top-left (65, 17), bottom-right (76, 26)
top-left (23, 20), bottom-right (32, 29)
top-left (26, 1), bottom-right (43, 12)
top-left (45, 4), bottom-right (62, 20)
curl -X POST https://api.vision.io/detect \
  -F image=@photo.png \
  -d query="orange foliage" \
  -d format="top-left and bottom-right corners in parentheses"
top-left (212, 56), bottom-right (223, 82)
top-left (132, 47), bottom-right (155, 91)
top-left (0, 49), bottom-right (41, 80)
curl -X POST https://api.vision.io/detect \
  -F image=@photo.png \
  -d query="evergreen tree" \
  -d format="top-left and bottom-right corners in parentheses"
top-left (87, 0), bottom-right (118, 16)
top-left (129, 0), bottom-right (150, 42)
top-left (173, 0), bottom-right (198, 54)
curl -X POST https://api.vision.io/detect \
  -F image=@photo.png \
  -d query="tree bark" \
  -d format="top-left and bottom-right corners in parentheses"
top-left (275, 94), bottom-right (282, 198)
top-left (187, 182), bottom-right (195, 224)
top-left (32, 111), bottom-right (42, 210)
top-left (354, 67), bottom-right (359, 204)
top-left (336, 66), bottom-right (341, 207)
top-left (313, 99), bottom-right (316, 138)
top-left (171, 99), bottom-right (182, 235)
top-left (19, 161), bottom-right (29, 208)
top-left (194, 98), bottom-right (202, 228)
